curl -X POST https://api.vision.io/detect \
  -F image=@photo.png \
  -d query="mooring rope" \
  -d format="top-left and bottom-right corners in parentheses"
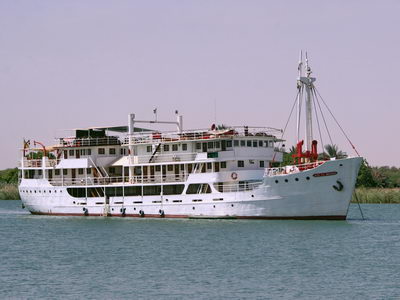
top-left (354, 191), bottom-right (365, 220)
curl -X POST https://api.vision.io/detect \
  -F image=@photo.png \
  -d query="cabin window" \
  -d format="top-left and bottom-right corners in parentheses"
top-left (180, 164), bottom-right (185, 171)
top-left (98, 148), bottom-right (105, 155)
top-left (214, 162), bottom-right (220, 172)
top-left (172, 144), bottom-right (178, 151)
top-left (260, 161), bottom-right (265, 168)
top-left (182, 144), bottom-right (187, 151)
top-left (187, 183), bottom-right (212, 194)
top-left (55, 169), bottom-right (60, 176)
top-left (221, 161), bottom-right (227, 168)
top-left (163, 145), bottom-right (169, 152)
top-left (78, 168), bottom-right (84, 175)
top-left (63, 169), bottom-right (68, 175)
top-left (269, 141), bottom-right (274, 147)
top-left (208, 142), bottom-right (214, 149)
top-left (188, 164), bottom-right (193, 173)
top-left (207, 162), bottom-right (212, 170)
top-left (234, 140), bottom-right (239, 147)
top-left (147, 146), bottom-right (152, 152)
top-left (64, 150), bottom-right (68, 159)
top-left (238, 160), bottom-right (244, 167)
top-left (196, 143), bottom-right (201, 150)
top-left (226, 140), bottom-right (232, 148)
top-left (240, 140), bottom-right (245, 147)
top-left (143, 185), bottom-right (161, 196)
top-left (87, 168), bottom-right (92, 174)
top-left (247, 140), bottom-right (252, 147)
top-left (109, 148), bottom-right (116, 155)
top-left (264, 141), bottom-right (268, 147)
top-left (87, 149), bottom-right (92, 155)
top-left (155, 165), bottom-right (161, 172)
top-left (69, 150), bottom-right (74, 156)
top-left (259, 141), bottom-right (263, 147)
top-left (134, 167), bottom-right (141, 175)
top-left (109, 167), bottom-right (115, 174)
top-left (125, 186), bottom-right (141, 196)
top-left (163, 184), bottom-right (185, 195)
top-left (167, 165), bottom-right (173, 172)
top-left (253, 141), bottom-right (258, 147)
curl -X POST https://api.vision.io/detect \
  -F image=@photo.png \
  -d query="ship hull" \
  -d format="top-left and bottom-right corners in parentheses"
top-left (19, 157), bottom-right (362, 220)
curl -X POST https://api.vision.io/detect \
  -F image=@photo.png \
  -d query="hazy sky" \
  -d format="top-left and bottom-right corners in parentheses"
top-left (0, 0), bottom-right (399, 169)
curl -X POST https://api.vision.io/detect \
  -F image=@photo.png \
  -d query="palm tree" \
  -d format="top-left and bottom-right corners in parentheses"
top-left (323, 144), bottom-right (347, 159)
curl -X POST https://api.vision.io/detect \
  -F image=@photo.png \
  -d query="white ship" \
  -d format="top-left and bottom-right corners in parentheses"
top-left (18, 57), bottom-right (362, 219)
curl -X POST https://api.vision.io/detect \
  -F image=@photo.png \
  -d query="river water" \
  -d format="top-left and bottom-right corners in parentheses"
top-left (1, 200), bottom-right (399, 299)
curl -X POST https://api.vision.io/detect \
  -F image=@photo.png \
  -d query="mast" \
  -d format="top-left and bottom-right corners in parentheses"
top-left (298, 52), bottom-right (316, 151)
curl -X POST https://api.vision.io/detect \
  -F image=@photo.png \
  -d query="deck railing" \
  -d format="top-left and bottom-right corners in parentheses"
top-left (265, 161), bottom-right (326, 176)
top-left (20, 159), bottom-right (58, 168)
top-left (214, 181), bottom-right (263, 193)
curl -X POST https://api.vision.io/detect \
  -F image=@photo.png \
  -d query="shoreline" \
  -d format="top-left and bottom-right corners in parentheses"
top-left (1, 184), bottom-right (400, 203)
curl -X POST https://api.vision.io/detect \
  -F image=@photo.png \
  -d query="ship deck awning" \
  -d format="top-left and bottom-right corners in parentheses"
top-left (74, 126), bottom-right (153, 133)
top-left (56, 158), bottom-right (90, 169)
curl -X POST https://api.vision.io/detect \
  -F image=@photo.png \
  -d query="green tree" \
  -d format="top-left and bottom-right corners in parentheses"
top-left (356, 159), bottom-right (377, 187)
top-left (323, 144), bottom-right (347, 159)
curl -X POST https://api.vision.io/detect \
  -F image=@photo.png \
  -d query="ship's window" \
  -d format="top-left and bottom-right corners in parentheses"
top-left (163, 184), bottom-right (185, 195)
top-left (124, 186), bottom-right (141, 196)
top-left (109, 148), bottom-right (116, 155)
top-left (240, 140), bottom-right (245, 147)
top-left (259, 161), bottom-right (265, 168)
top-left (214, 162), bottom-right (220, 172)
top-left (264, 141), bottom-right (269, 147)
top-left (186, 184), bottom-right (212, 194)
top-left (234, 140), bottom-right (239, 147)
top-left (38, 170), bottom-right (42, 176)
top-left (295, 178), bottom-right (299, 181)
top-left (78, 168), bottom-right (84, 175)
top-left (259, 141), bottom-right (263, 147)
top-left (249, 160), bottom-right (254, 164)
top-left (207, 162), bottom-right (212, 170)
top-left (208, 141), bottom-right (214, 149)
top-left (172, 144), bottom-right (178, 151)
top-left (180, 164), bottom-right (185, 171)
top-left (221, 162), bottom-right (227, 168)
top-left (253, 140), bottom-right (258, 147)
top-left (109, 167), bottom-right (115, 174)
top-left (64, 150), bottom-right (68, 159)
top-left (87, 149), bottom-right (92, 155)
top-left (69, 150), bottom-right (74, 156)
top-left (105, 187), bottom-right (123, 197)
top-left (163, 145), bottom-right (169, 152)
top-left (55, 169), bottom-right (60, 176)
top-left (87, 168), bottom-right (92, 174)
top-left (143, 185), bottom-right (161, 196)
top-left (146, 146), bottom-right (152, 152)
top-left (201, 164), bottom-right (206, 173)
top-left (155, 165), bottom-right (161, 172)
top-left (188, 164), bottom-right (193, 173)
top-left (63, 169), bottom-right (68, 175)
top-left (98, 148), bottom-right (105, 155)
top-left (285, 179), bottom-right (288, 183)
top-left (238, 160), bottom-right (244, 168)
top-left (215, 141), bottom-right (220, 149)
top-left (182, 143), bottom-right (187, 151)
top-left (196, 143), bottom-right (201, 150)
top-left (275, 180), bottom-right (279, 183)
top-left (247, 140), bottom-right (252, 147)
top-left (226, 140), bottom-right (232, 148)
top-left (306, 176), bottom-right (310, 180)
top-left (269, 141), bottom-right (274, 147)
top-left (167, 165), bottom-right (173, 172)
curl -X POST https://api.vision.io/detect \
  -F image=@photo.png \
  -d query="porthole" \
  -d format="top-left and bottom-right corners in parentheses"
top-left (275, 180), bottom-right (279, 184)
top-left (306, 176), bottom-right (310, 180)
top-left (73, 201), bottom-right (76, 204)
top-left (112, 208), bottom-right (114, 211)
top-left (192, 207), bottom-right (195, 210)
top-left (284, 179), bottom-right (288, 183)
top-left (340, 164), bottom-right (343, 167)
top-left (231, 204), bottom-right (234, 207)
top-left (251, 195), bottom-right (254, 198)
top-left (213, 205), bottom-right (216, 208)
top-left (295, 178), bottom-right (299, 181)
top-left (134, 207), bottom-right (136, 210)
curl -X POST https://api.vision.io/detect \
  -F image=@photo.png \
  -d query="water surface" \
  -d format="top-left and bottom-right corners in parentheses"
top-left (1, 201), bottom-right (399, 299)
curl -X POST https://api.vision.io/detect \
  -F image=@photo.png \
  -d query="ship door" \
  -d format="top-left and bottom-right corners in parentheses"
top-left (202, 142), bottom-right (207, 152)
top-left (76, 149), bottom-right (80, 159)
top-left (72, 169), bottom-right (76, 181)
top-left (174, 164), bottom-right (179, 180)
top-left (221, 140), bottom-right (226, 151)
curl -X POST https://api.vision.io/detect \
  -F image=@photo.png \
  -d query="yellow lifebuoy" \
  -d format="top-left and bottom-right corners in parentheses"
top-left (231, 172), bottom-right (238, 180)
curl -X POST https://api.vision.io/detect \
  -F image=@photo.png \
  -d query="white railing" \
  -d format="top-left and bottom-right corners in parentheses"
top-left (265, 161), bottom-right (326, 176)
top-left (56, 136), bottom-right (121, 148)
top-left (20, 159), bottom-right (58, 168)
top-left (122, 126), bottom-right (282, 146)
top-left (214, 181), bottom-right (263, 193)
top-left (48, 174), bottom-right (190, 186)
top-left (128, 153), bottom-right (198, 164)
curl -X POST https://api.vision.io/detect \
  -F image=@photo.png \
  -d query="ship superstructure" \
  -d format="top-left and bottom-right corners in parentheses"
top-left (18, 56), bottom-right (362, 219)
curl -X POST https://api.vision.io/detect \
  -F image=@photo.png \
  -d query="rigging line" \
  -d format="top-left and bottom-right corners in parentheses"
top-left (312, 88), bottom-right (334, 146)
top-left (311, 86), bottom-right (325, 155)
top-left (354, 191), bottom-right (365, 220)
top-left (272, 90), bottom-right (300, 162)
top-left (314, 87), bottom-right (361, 157)
top-left (297, 85), bottom-right (304, 143)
